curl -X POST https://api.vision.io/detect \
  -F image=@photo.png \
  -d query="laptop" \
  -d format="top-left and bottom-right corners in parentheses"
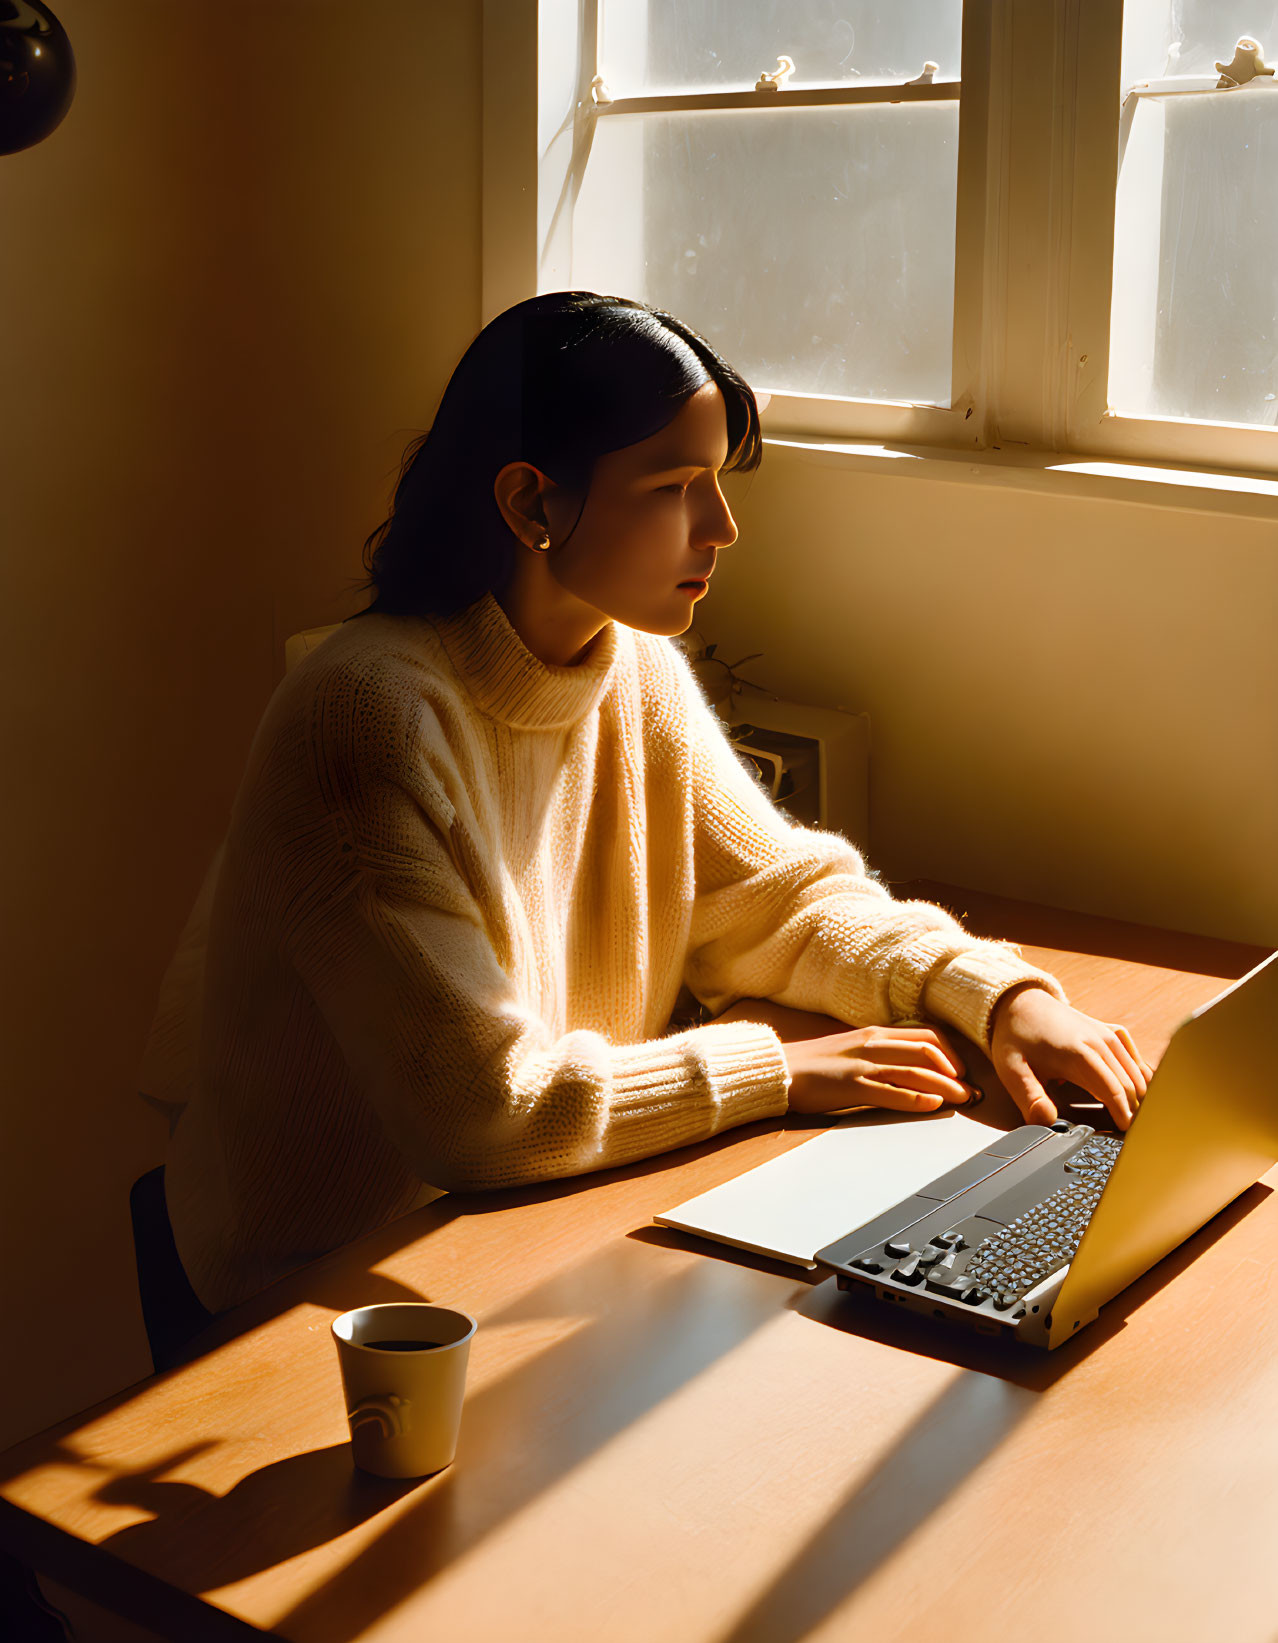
top-left (669, 950), bottom-right (1278, 1349)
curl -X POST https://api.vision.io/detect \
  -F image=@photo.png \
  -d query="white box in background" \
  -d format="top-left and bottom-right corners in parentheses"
top-left (716, 693), bottom-right (871, 852)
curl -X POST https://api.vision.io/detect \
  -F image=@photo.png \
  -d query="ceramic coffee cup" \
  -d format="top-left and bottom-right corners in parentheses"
top-left (331, 1302), bottom-right (477, 1478)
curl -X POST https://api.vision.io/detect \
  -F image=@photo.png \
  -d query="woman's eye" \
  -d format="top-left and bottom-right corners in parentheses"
top-left (660, 483), bottom-right (687, 494)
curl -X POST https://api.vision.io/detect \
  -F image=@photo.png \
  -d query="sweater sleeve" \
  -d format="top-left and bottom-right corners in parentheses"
top-left (673, 653), bottom-right (1067, 1053)
top-left (278, 755), bottom-right (790, 1196)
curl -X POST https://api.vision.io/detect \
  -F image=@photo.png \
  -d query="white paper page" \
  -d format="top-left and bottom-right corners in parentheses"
top-left (655, 1111), bottom-right (1001, 1268)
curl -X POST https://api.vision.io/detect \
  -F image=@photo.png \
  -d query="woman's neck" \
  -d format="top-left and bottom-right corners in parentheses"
top-left (495, 559), bottom-right (609, 668)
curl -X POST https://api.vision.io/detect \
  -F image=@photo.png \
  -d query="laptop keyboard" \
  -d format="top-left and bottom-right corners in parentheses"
top-left (841, 1129), bottom-right (1126, 1319)
top-left (964, 1134), bottom-right (1124, 1300)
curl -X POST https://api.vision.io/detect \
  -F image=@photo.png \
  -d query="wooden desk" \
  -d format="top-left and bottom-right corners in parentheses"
top-left (3, 889), bottom-right (1274, 1643)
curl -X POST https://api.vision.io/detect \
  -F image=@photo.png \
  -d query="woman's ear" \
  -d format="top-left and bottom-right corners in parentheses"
top-left (493, 461), bottom-right (554, 547)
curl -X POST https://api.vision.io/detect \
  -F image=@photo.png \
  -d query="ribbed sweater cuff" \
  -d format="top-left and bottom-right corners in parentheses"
top-left (923, 945), bottom-right (1069, 1055)
top-left (608, 1020), bottom-right (791, 1142)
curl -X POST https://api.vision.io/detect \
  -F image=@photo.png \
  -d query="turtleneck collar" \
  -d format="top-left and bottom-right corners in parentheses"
top-left (432, 591), bottom-right (620, 730)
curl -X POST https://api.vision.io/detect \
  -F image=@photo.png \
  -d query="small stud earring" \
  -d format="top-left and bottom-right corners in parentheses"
top-left (530, 532), bottom-right (551, 553)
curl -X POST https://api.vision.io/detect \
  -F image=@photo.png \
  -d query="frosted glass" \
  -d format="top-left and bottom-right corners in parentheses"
top-left (599, 0), bottom-right (962, 95)
top-left (1120, 0), bottom-right (1278, 84)
top-left (572, 103), bottom-right (959, 404)
top-left (1110, 91), bottom-right (1278, 424)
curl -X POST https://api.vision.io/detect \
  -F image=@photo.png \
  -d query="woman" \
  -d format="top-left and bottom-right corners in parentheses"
top-left (141, 291), bottom-right (1153, 1317)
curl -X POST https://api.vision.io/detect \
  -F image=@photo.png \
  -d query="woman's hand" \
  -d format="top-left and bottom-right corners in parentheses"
top-left (710, 998), bottom-right (980, 1115)
top-left (782, 1024), bottom-right (984, 1115)
top-left (989, 984), bottom-right (1156, 1130)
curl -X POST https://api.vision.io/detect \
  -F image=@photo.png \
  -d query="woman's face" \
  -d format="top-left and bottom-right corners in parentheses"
top-left (538, 381), bottom-right (740, 638)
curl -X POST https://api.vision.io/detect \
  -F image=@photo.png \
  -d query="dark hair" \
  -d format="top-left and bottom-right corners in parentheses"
top-left (351, 291), bottom-right (763, 619)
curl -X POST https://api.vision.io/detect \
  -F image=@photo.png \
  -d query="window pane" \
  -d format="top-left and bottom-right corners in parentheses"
top-left (570, 104), bottom-right (958, 404)
top-left (1110, 87), bottom-right (1278, 424)
top-left (1120, 0), bottom-right (1278, 85)
top-left (599, 0), bottom-right (961, 96)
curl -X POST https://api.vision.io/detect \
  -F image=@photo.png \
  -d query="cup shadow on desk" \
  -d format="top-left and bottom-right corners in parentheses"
top-left (88, 1442), bottom-right (420, 1593)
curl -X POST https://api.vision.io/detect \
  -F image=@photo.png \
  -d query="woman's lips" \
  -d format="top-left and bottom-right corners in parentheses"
top-left (678, 578), bottom-right (710, 594)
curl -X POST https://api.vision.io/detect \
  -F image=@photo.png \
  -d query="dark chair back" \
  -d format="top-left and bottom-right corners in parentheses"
top-left (129, 1167), bottom-right (214, 1372)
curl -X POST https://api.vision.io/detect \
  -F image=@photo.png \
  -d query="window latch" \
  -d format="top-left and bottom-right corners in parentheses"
top-left (590, 74), bottom-right (613, 106)
top-left (905, 61), bottom-right (940, 86)
top-left (1215, 36), bottom-right (1275, 89)
top-left (755, 55), bottom-right (795, 93)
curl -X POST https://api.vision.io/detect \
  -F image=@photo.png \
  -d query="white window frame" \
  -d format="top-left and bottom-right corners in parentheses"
top-left (1063, 2), bottom-right (1278, 474)
top-left (483, 0), bottom-right (1278, 479)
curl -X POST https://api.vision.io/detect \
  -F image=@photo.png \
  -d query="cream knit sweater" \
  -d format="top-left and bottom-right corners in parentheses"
top-left (141, 591), bottom-right (1067, 1312)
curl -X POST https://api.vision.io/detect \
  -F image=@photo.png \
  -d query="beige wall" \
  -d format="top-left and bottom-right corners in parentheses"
top-left (1, 0), bottom-right (1274, 1452)
top-left (714, 445), bottom-right (1278, 948)
top-left (0, 0), bottom-right (481, 1447)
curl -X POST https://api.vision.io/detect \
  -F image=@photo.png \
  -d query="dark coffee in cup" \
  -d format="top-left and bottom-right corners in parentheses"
top-left (363, 1338), bottom-right (444, 1352)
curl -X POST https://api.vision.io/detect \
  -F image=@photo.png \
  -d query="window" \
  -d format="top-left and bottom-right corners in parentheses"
top-left (582, 2), bottom-right (962, 413)
top-left (1098, 1), bottom-right (1278, 447)
top-left (483, 0), bottom-right (1278, 476)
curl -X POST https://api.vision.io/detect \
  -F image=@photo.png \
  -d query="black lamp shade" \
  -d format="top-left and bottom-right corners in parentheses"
top-left (0, 1), bottom-right (75, 155)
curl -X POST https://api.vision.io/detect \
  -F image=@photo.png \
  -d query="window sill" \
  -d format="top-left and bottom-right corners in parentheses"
top-left (760, 436), bottom-right (1278, 521)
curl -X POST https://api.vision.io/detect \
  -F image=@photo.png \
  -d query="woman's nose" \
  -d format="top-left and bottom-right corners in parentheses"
top-left (698, 481), bottom-right (737, 549)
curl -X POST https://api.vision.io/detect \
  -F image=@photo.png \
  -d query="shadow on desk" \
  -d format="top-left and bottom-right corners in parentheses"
top-left (8, 1136), bottom-right (816, 1637)
top-left (637, 1180), bottom-right (1269, 1643)
top-left (713, 1370), bottom-right (1037, 1643)
top-left (48, 1234), bottom-right (806, 1640)
top-left (8, 1105), bottom-right (1269, 1643)
top-left (644, 1176), bottom-right (1268, 1386)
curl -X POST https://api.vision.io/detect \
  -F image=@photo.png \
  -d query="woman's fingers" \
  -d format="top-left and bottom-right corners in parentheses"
top-left (786, 1038), bottom-right (980, 1115)
top-left (863, 1034), bottom-right (967, 1080)
top-left (997, 1049), bottom-right (1058, 1127)
top-left (1111, 1023), bottom-right (1156, 1086)
top-left (988, 992), bottom-right (1160, 1133)
top-left (872, 1062), bottom-right (978, 1104)
top-left (1103, 1028), bottom-right (1148, 1099)
top-left (1075, 1044), bottom-right (1135, 1129)
top-left (1089, 1027), bottom-right (1158, 1124)
top-left (846, 1077), bottom-right (950, 1114)
top-left (1099, 1044), bottom-right (1145, 1118)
